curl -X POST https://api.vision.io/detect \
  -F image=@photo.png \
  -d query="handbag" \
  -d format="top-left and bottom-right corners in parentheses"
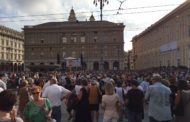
top-left (173, 91), bottom-right (184, 116)
top-left (47, 117), bottom-right (56, 122)
top-left (40, 99), bottom-right (56, 122)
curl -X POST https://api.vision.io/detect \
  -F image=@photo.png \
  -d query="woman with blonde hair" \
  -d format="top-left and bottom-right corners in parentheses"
top-left (18, 81), bottom-right (30, 119)
top-left (101, 82), bottom-right (121, 122)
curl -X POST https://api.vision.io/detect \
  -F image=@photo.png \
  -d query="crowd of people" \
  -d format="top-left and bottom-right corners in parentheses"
top-left (0, 68), bottom-right (189, 122)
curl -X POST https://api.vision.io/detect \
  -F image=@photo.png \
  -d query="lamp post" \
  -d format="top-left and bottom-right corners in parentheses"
top-left (93, 0), bottom-right (109, 71)
top-left (93, 0), bottom-right (109, 21)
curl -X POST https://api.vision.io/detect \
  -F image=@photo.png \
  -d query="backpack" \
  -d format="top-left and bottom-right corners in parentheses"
top-left (88, 85), bottom-right (101, 104)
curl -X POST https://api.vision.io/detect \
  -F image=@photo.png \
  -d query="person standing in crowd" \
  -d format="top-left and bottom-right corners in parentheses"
top-left (0, 90), bottom-right (23, 122)
top-left (0, 73), bottom-right (6, 90)
top-left (115, 81), bottom-right (125, 122)
top-left (23, 85), bottom-right (52, 122)
top-left (174, 80), bottom-right (190, 122)
top-left (102, 82), bottom-right (121, 122)
top-left (168, 78), bottom-right (177, 118)
top-left (74, 87), bottom-right (92, 122)
top-left (139, 76), bottom-right (150, 93)
top-left (88, 80), bottom-right (101, 122)
top-left (145, 73), bottom-right (172, 122)
top-left (75, 79), bottom-right (82, 95)
top-left (18, 81), bottom-right (30, 120)
top-left (125, 80), bottom-right (144, 122)
top-left (42, 78), bottom-right (71, 122)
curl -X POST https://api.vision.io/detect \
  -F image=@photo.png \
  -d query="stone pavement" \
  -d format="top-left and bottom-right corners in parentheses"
top-left (61, 103), bottom-right (149, 122)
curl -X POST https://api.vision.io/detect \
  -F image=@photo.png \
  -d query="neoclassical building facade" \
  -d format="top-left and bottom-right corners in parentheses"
top-left (24, 8), bottom-right (125, 71)
top-left (132, 1), bottom-right (190, 70)
top-left (0, 25), bottom-right (24, 72)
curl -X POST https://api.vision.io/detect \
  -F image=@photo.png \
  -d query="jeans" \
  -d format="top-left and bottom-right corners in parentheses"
top-left (51, 106), bottom-right (61, 122)
top-left (149, 116), bottom-right (171, 122)
top-left (127, 110), bottom-right (142, 122)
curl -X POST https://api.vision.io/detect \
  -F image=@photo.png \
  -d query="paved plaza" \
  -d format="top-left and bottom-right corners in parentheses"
top-left (61, 102), bottom-right (149, 122)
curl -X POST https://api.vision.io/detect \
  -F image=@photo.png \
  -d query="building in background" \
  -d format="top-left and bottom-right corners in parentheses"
top-left (124, 51), bottom-right (134, 71)
top-left (0, 25), bottom-right (24, 72)
top-left (128, 50), bottom-right (134, 70)
top-left (24, 8), bottom-right (125, 71)
top-left (132, 1), bottom-right (190, 70)
top-left (124, 51), bottom-right (129, 70)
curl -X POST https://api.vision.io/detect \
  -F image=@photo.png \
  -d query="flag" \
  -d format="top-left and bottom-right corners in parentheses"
top-left (80, 53), bottom-right (84, 68)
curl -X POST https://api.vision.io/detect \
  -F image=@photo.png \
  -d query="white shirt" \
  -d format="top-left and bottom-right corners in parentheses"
top-left (42, 81), bottom-right (50, 93)
top-left (42, 84), bottom-right (71, 106)
top-left (102, 93), bottom-right (120, 120)
top-left (75, 85), bottom-right (82, 95)
top-left (115, 87), bottom-right (124, 104)
top-left (123, 86), bottom-right (132, 95)
top-left (0, 87), bottom-right (3, 93)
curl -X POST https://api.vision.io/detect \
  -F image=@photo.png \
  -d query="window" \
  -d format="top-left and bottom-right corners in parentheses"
top-left (94, 38), bottom-right (97, 42)
top-left (168, 60), bottom-right (170, 67)
top-left (81, 37), bottom-right (85, 43)
top-left (71, 37), bottom-right (77, 43)
top-left (40, 52), bottom-right (44, 58)
top-left (50, 62), bottom-right (54, 65)
top-left (41, 39), bottom-right (44, 44)
top-left (72, 51), bottom-right (76, 57)
top-left (73, 37), bottom-right (77, 43)
top-left (82, 51), bottom-right (85, 56)
top-left (94, 36), bottom-right (97, 42)
top-left (2, 54), bottom-right (4, 59)
top-left (62, 37), bottom-right (67, 43)
top-left (40, 62), bottom-right (44, 65)
top-left (62, 52), bottom-right (66, 57)
top-left (14, 54), bottom-right (17, 60)
top-left (30, 62), bottom-right (35, 65)
top-left (177, 59), bottom-right (180, 66)
top-left (2, 39), bottom-right (4, 45)
top-left (104, 51), bottom-right (107, 57)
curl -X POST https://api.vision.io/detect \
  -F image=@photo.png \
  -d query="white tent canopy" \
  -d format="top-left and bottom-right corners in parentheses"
top-left (64, 57), bottom-right (76, 60)
top-left (64, 57), bottom-right (81, 67)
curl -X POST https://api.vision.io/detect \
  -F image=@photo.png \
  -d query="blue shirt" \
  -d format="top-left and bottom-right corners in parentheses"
top-left (145, 82), bottom-right (172, 121)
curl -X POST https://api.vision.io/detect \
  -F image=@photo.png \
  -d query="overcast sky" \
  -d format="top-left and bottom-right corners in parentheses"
top-left (0, 0), bottom-right (187, 51)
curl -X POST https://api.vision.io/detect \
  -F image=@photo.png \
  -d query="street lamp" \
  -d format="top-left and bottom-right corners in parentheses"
top-left (93, 0), bottom-right (109, 71)
top-left (93, 0), bottom-right (109, 21)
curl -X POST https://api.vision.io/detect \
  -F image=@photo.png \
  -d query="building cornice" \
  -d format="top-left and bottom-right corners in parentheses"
top-left (132, 1), bottom-right (190, 41)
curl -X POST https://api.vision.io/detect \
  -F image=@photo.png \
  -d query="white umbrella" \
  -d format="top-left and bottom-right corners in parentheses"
top-left (64, 57), bottom-right (76, 60)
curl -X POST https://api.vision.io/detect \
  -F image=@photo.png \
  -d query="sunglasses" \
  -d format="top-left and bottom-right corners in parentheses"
top-left (32, 92), bottom-right (40, 95)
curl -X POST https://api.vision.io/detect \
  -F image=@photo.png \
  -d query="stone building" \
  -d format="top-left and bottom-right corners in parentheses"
top-left (124, 51), bottom-right (134, 71)
top-left (0, 25), bottom-right (24, 72)
top-left (24, 8), bottom-right (125, 71)
top-left (132, 1), bottom-right (190, 70)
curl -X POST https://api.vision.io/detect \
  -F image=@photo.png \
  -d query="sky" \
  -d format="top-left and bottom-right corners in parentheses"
top-left (0, 0), bottom-right (187, 51)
